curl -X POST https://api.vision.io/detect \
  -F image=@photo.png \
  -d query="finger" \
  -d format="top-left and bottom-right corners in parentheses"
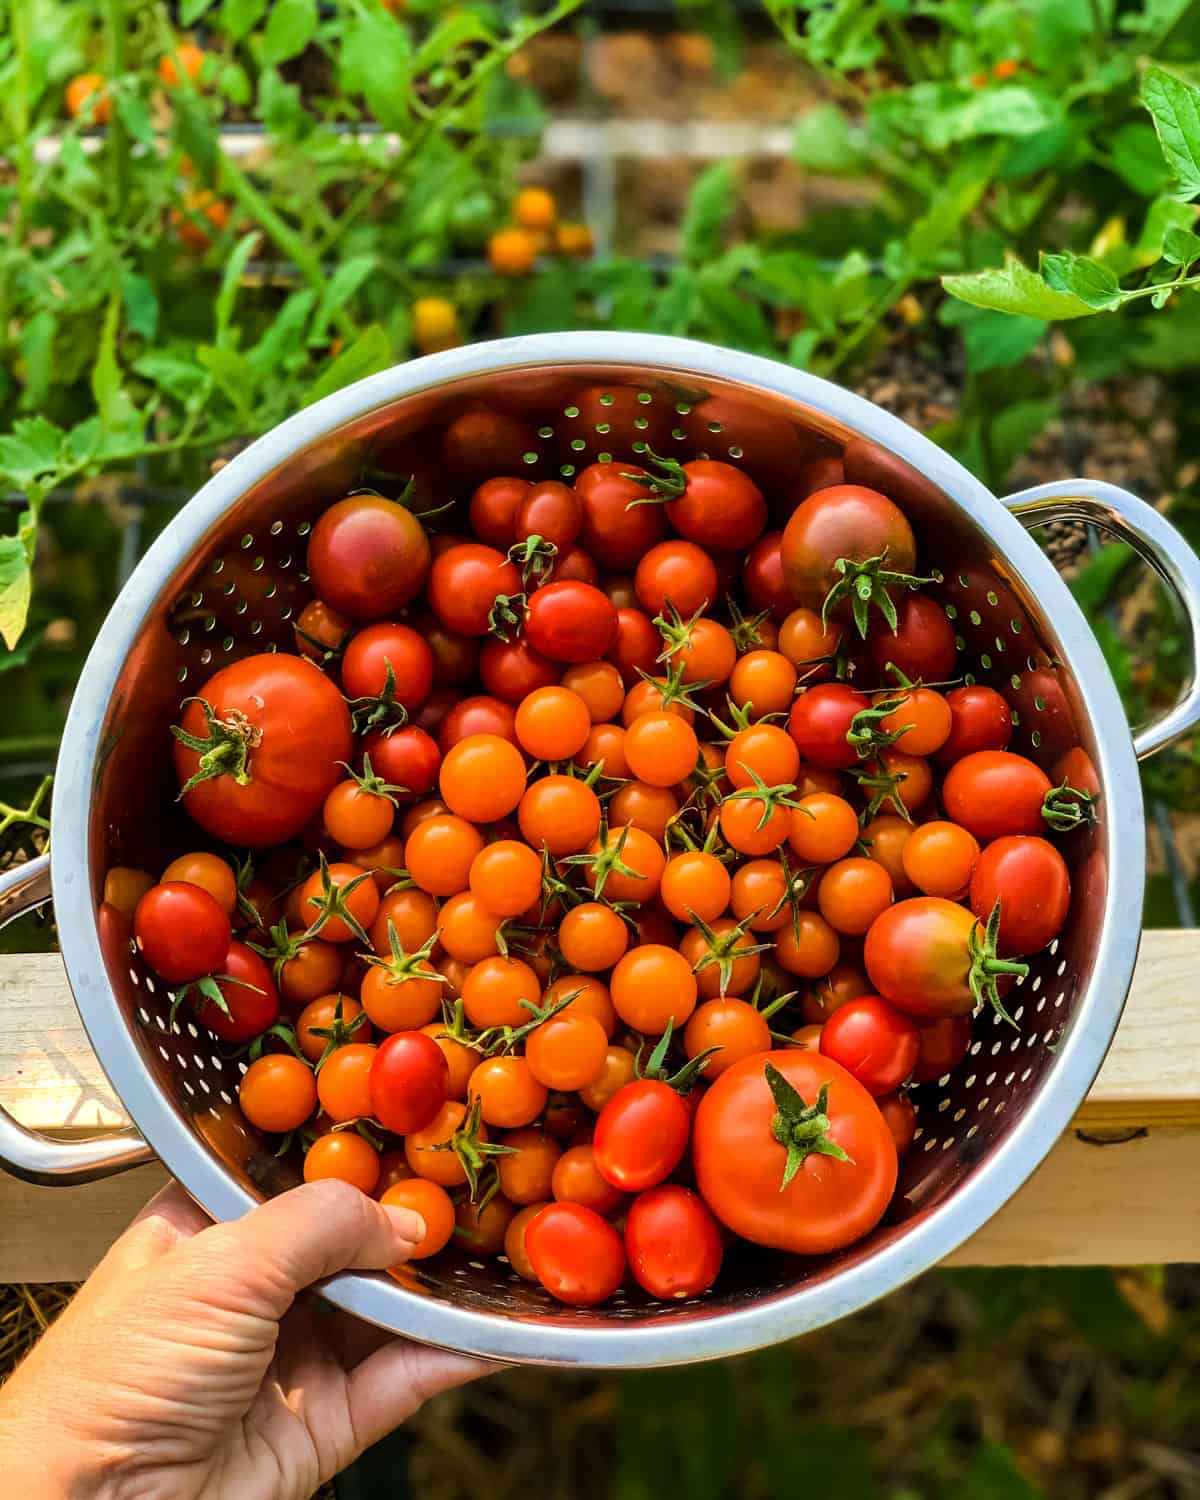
top-left (345, 1340), bottom-right (496, 1453)
top-left (190, 1179), bottom-right (426, 1318)
top-left (132, 1182), bottom-right (213, 1239)
top-left (101, 1182), bottom-right (214, 1276)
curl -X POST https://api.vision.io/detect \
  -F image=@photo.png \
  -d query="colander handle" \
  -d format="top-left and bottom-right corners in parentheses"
top-left (0, 854), bottom-right (154, 1185)
top-left (1002, 478), bottom-right (1200, 761)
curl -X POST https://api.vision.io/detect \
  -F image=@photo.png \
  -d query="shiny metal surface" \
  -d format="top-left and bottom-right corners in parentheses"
top-left (0, 855), bottom-right (153, 1183)
top-left (24, 332), bottom-right (1200, 1365)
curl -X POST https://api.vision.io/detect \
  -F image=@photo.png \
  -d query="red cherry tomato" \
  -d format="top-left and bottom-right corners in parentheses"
top-left (438, 694), bottom-right (517, 750)
top-left (469, 476), bottom-right (530, 548)
top-left (190, 940), bottom-right (279, 1041)
top-left (341, 623), bottom-right (435, 712)
top-left (479, 636), bottom-right (560, 704)
top-left (369, 1031), bottom-right (449, 1135)
top-left (788, 684), bottom-right (868, 770)
top-left (819, 995), bottom-right (920, 1096)
top-left (868, 594), bottom-right (957, 682)
top-left (134, 882), bottom-right (231, 983)
top-left (608, 607), bottom-right (661, 685)
top-left (634, 540), bottom-right (719, 618)
top-left (525, 1202), bottom-right (626, 1306)
top-left (574, 462), bottom-right (667, 570)
top-left (936, 685), bottom-right (1014, 767)
top-left (969, 835), bottom-right (1070, 956)
top-left (942, 750), bottom-right (1052, 841)
top-left (912, 1015), bottom-right (972, 1082)
top-left (625, 1185), bottom-right (723, 1299)
top-left (427, 543), bottom-right (522, 637)
top-left (524, 580), bottom-right (618, 663)
top-left (593, 1081), bottom-right (691, 1191)
top-left (876, 1091), bottom-right (917, 1156)
top-left (781, 485), bottom-right (916, 619)
top-left (743, 530), bottom-right (792, 622)
top-left (361, 725), bottom-right (441, 798)
top-left (662, 460), bottom-right (767, 551)
top-left (306, 495), bottom-right (431, 621)
top-left (514, 481), bottom-right (583, 552)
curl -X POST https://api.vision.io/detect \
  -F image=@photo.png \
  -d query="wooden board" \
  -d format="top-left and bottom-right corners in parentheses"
top-left (0, 934), bottom-right (1196, 1281)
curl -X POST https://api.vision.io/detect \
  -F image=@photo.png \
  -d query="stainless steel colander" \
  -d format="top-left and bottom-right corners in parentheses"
top-left (2, 332), bottom-right (1199, 1368)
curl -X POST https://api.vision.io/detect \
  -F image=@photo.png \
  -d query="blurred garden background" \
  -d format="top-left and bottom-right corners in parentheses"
top-left (2, 1), bottom-right (1200, 1495)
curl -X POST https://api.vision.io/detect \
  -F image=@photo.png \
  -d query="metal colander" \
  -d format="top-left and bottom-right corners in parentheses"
top-left (3, 333), bottom-right (1199, 1368)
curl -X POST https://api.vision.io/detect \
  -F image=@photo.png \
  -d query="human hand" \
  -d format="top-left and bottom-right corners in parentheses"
top-left (0, 1179), bottom-right (491, 1499)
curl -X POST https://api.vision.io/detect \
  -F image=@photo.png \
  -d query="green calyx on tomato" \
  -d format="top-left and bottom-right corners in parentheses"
top-left (346, 662), bottom-right (411, 736)
top-left (476, 986), bottom-right (578, 1057)
top-left (564, 823), bottom-right (640, 901)
top-left (846, 695), bottom-right (912, 759)
top-left (768, 850), bottom-right (821, 943)
top-left (724, 764), bottom-right (802, 829)
top-left (507, 534), bottom-right (558, 587)
top-left (487, 590), bottom-right (527, 642)
top-left (637, 655), bottom-right (713, 715)
top-left (686, 908), bottom-right (773, 994)
top-left (726, 595), bottom-right (773, 653)
top-left (968, 899), bottom-right (1030, 1024)
top-left (429, 1094), bottom-right (515, 1201)
top-left (635, 1016), bottom-right (716, 1094)
top-left (654, 600), bottom-right (704, 662)
top-left (1042, 778), bottom-right (1099, 832)
top-left (620, 449), bottom-right (687, 504)
top-left (302, 995), bottom-right (369, 1070)
top-left (362, 920), bottom-right (445, 987)
top-left (301, 852), bottom-right (376, 946)
top-left (167, 969), bottom-right (261, 1027)
top-left (171, 696), bottom-right (261, 794)
top-left (820, 551), bottom-right (931, 639)
top-left (764, 1062), bottom-right (854, 1188)
top-left (855, 759), bottom-right (913, 823)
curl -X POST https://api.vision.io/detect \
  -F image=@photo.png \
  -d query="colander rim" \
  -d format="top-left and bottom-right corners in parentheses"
top-left (51, 332), bottom-right (1143, 1367)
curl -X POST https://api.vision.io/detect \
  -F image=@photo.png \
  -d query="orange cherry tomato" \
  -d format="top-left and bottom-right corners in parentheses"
top-left (659, 850), bottom-right (731, 925)
top-left (102, 866), bottom-right (156, 916)
top-left (369, 887), bottom-right (439, 955)
top-left (405, 1099), bottom-right (477, 1185)
top-left (683, 996), bottom-right (770, 1079)
top-left (681, 917), bottom-right (763, 999)
top-left (461, 955), bottom-right (542, 1029)
top-left (505, 1200), bottom-right (549, 1279)
top-left (297, 862), bottom-right (381, 943)
top-left (719, 793), bottom-right (791, 857)
top-left (303, 1130), bottom-right (380, 1194)
top-left (552, 1144), bottom-right (624, 1214)
top-left (349, 834), bottom-right (408, 893)
top-left (239, 1054), bottom-right (317, 1133)
top-left (496, 1128), bottom-right (562, 1204)
top-left (730, 858), bottom-right (790, 933)
top-left (669, 617), bottom-right (737, 685)
top-left (579, 1045), bottom-right (637, 1111)
top-left (622, 677), bottom-right (694, 727)
top-left (526, 1010), bottom-right (609, 1090)
top-left (518, 775), bottom-right (602, 856)
top-left (515, 686), bottom-right (592, 761)
top-left (278, 939), bottom-right (344, 1007)
top-left (469, 839), bottom-right (543, 917)
top-left (875, 687), bottom-right (952, 757)
top-left (575, 722), bottom-right (629, 779)
top-left (296, 993), bottom-right (366, 1062)
top-left (315, 1042), bottom-right (376, 1122)
top-left (381, 1179), bottom-right (455, 1259)
top-left (561, 660), bottom-right (625, 722)
top-left (778, 608), bottom-right (841, 681)
top-left (774, 910), bottom-right (841, 977)
top-left (439, 733), bottom-right (527, 822)
top-left (609, 780), bottom-right (678, 842)
top-left (728, 650), bottom-right (797, 720)
top-left (161, 851), bottom-right (238, 916)
top-left (558, 903), bottom-right (629, 972)
top-left (624, 712), bottom-right (699, 788)
top-left (724, 724), bottom-right (800, 790)
top-left (469, 1057), bottom-right (547, 1129)
top-left (419, 1021), bottom-right (480, 1098)
top-left (611, 943), bottom-right (698, 1030)
top-left (817, 858), bottom-right (894, 936)
top-left (437, 891), bottom-right (503, 963)
top-left (787, 793), bottom-right (859, 865)
top-left (902, 820), bottom-right (980, 899)
top-left (545, 974), bottom-right (618, 1038)
top-left (582, 824), bottom-right (665, 904)
top-left (859, 814), bottom-right (916, 898)
top-left (454, 1192), bottom-right (517, 1254)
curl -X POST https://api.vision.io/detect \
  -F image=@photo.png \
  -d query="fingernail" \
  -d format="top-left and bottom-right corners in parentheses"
top-left (384, 1205), bottom-right (426, 1246)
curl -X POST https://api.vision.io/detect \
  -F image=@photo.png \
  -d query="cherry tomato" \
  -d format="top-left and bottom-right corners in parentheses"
top-left (478, 637), bottom-right (558, 705)
top-left (579, 1045), bottom-right (637, 1112)
top-left (680, 917), bottom-right (763, 999)
top-left (634, 540), bottom-right (718, 619)
top-left (725, 724), bottom-right (799, 791)
top-left (730, 859), bottom-right (790, 933)
top-left (404, 815), bottom-right (483, 897)
top-left (552, 1144), bottom-right (623, 1214)
top-left (102, 867), bottom-right (155, 917)
top-left (526, 1010), bottom-right (609, 1091)
top-left (624, 711), bottom-right (699, 788)
top-left (864, 897), bottom-right (987, 1019)
top-left (660, 851), bottom-right (731, 925)
top-left (439, 694), bottom-right (517, 750)
top-left (419, 1022), bottom-right (480, 1100)
top-left (497, 1128), bottom-right (562, 1204)
top-left (469, 839), bottom-right (543, 918)
top-left (454, 1193), bottom-right (517, 1255)
top-left (173, 655), bottom-right (353, 847)
top-left (191, 941), bottom-right (279, 1042)
top-left (818, 858), bottom-right (894, 936)
top-left (370, 1031), bottom-right (448, 1134)
top-left (297, 862), bottom-right (380, 943)
top-left (439, 733), bottom-right (527, 823)
top-left (970, 835), bottom-right (1070, 956)
top-left (296, 993), bottom-right (365, 1062)
top-left (942, 750), bottom-right (1052, 841)
top-left (304, 1131), bottom-right (380, 1194)
top-left (416, 615), bottom-right (478, 685)
top-left (415, 686), bottom-right (459, 740)
top-left (461, 955), bottom-right (542, 1029)
top-left (693, 1049), bottom-right (897, 1253)
top-left (781, 485), bottom-right (916, 618)
top-left (323, 778), bottom-right (396, 852)
top-left (404, 1099), bottom-right (478, 1186)
top-left (504, 1201), bottom-right (548, 1279)
top-left (560, 660), bottom-right (624, 722)
top-left (515, 686), bottom-right (592, 761)
top-left (609, 607), bottom-right (661, 685)
top-left (661, 459), bottom-right (767, 551)
top-left (819, 995), bottom-right (919, 1095)
top-left (902, 821), bottom-right (980, 899)
top-left (912, 1014), bottom-right (972, 1082)
top-left (1052, 745), bottom-right (1100, 800)
top-left (306, 495), bottom-right (431, 621)
top-left (428, 543), bottom-right (522, 637)
top-left (574, 462), bottom-right (667, 570)
top-left (728, 650), bottom-right (797, 721)
top-left (515, 480), bottom-right (583, 551)
top-left (442, 404), bottom-right (538, 487)
top-left (743, 531), bottom-right (792, 622)
top-left (160, 852), bottom-right (237, 916)
top-left (134, 882), bottom-right (231, 983)
top-left (518, 775), bottom-right (602, 856)
top-left (773, 910), bottom-right (841, 978)
top-left (779, 608), bottom-right (842, 682)
top-left (381, 1178), bottom-right (455, 1260)
top-left (374, 1149), bottom-right (415, 1197)
top-left (876, 686), bottom-right (952, 757)
top-left (936, 685), bottom-right (1013, 767)
top-left (469, 476), bottom-right (529, 548)
top-left (876, 1091), bottom-right (917, 1157)
top-left (360, 726), bottom-right (441, 802)
top-left (683, 996), bottom-right (770, 1080)
top-left (239, 1054), bottom-right (317, 1134)
top-left (610, 944), bottom-right (698, 1032)
top-left (625, 1185), bottom-right (723, 1300)
top-left (558, 903), bottom-right (629, 972)
top-left (317, 1042), bottom-right (377, 1122)
top-left (278, 939), bottom-right (344, 1008)
top-left (575, 722), bottom-right (630, 779)
top-left (341, 623), bottom-right (434, 713)
top-left (868, 594), bottom-right (957, 682)
top-left (524, 580), bottom-right (618, 663)
top-left (719, 793), bottom-right (791, 857)
top-left (361, 947), bottom-right (443, 1032)
top-left (858, 814), bottom-right (915, 898)
top-left (788, 792), bottom-right (859, 864)
top-left (594, 1080), bottom-right (691, 1190)
top-left (802, 960), bottom-right (871, 1024)
top-left (862, 748), bottom-right (933, 818)
top-left (582, 825), bottom-right (665, 904)
top-left (788, 684), bottom-right (868, 770)
top-left (294, 598), bottom-right (351, 663)
top-left (526, 1202), bottom-right (626, 1306)
top-left (437, 891), bottom-right (504, 963)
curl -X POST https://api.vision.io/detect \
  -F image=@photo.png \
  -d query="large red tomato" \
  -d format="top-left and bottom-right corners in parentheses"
top-left (693, 1049), bottom-right (897, 1254)
top-left (306, 495), bottom-right (431, 621)
top-left (173, 654), bottom-right (352, 846)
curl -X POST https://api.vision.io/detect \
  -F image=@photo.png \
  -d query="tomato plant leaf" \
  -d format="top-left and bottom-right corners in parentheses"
top-left (1040, 251), bottom-right (1124, 310)
top-left (958, 1443), bottom-right (1046, 1500)
top-left (17, 312), bottom-right (55, 412)
top-left (941, 303), bottom-right (1047, 372)
top-left (304, 325), bottom-right (393, 406)
top-left (120, 270), bottom-right (159, 341)
top-left (248, 289), bottom-right (317, 374)
top-left (681, 162), bottom-right (734, 264)
top-left (942, 257), bottom-right (1101, 319)
top-left (1162, 225), bottom-right (1200, 266)
top-left (197, 345), bottom-right (255, 420)
top-left (133, 352), bottom-right (211, 406)
top-left (219, 0), bottom-right (268, 44)
top-left (1110, 121), bottom-right (1173, 197)
top-left (792, 104), bottom-right (865, 173)
top-left (341, 14), bottom-right (412, 132)
top-left (115, 90), bottom-right (157, 150)
top-left (262, 0), bottom-right (317, 64)
top-left (0, 418), bottom-right (64, 490)
top-left (312, 256), bottom-right (375, 343)
top-left (1141, 65), bottom-right (1200, 202)
top-left (415, 10), bottom-right (497, 72)
top-left (215, 232), bottom-right (260, 348)
top-left (181, 0), bottom-right (217, 21)
top-left (172, 89), bottom-right (219, 184)
top-left (0, 537), bottom-right (33, 653)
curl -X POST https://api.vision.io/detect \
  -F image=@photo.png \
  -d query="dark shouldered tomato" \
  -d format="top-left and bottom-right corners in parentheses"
top-left (306, 495), bottom-right (431, 622)
top-left (969, 835), bottom-right (1070, 956)
top-left (625, 1185), bottom-right (723, 1300)
top-left (191, 940), bottom-right (280, 1042)
top-left (574, 462), bottom-right (667, 570)
top-left (525, 580), bottom-right (618, 663)
top-left (868, 594), bottom-right (957, 683)
top-left (693, 1049), bottom-right (897, 1254)
top-left (341, 623), bottom-right (435, 712)
top-left (370, 1031), bottom-right (448, 1135)
top-left (787, 683), bottom-right (868, 770)
top-left (942, 750), bottom-right (1051, 841)
top-left (362, 725), bottom-right (441, 798)
top-left (428, 543), bottom-right (522, 638)
top-left (134, 882), bottom-right (230, 984)
top-left (819, 995), bottom-right (919, 1096)
top-left (781, 485), bottom-right (916, 619)
top-left (526, 1202), bottom-right (626, 1306)
top-left (173, 654), bottom-right (353, 847)
top-left (936, 685), bottom-right (1013, 767)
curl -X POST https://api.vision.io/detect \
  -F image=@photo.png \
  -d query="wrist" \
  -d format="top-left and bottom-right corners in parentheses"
top-left (0, 1411), bottom-right (122, 1500)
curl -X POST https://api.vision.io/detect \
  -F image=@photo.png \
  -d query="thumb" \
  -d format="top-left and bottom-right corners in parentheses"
top-left (188, 1179), bottom-right (425, 1319)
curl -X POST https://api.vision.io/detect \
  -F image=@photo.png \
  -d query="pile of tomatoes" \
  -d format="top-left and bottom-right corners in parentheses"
top-left (102, 441), bottom-right (1094, 1308)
